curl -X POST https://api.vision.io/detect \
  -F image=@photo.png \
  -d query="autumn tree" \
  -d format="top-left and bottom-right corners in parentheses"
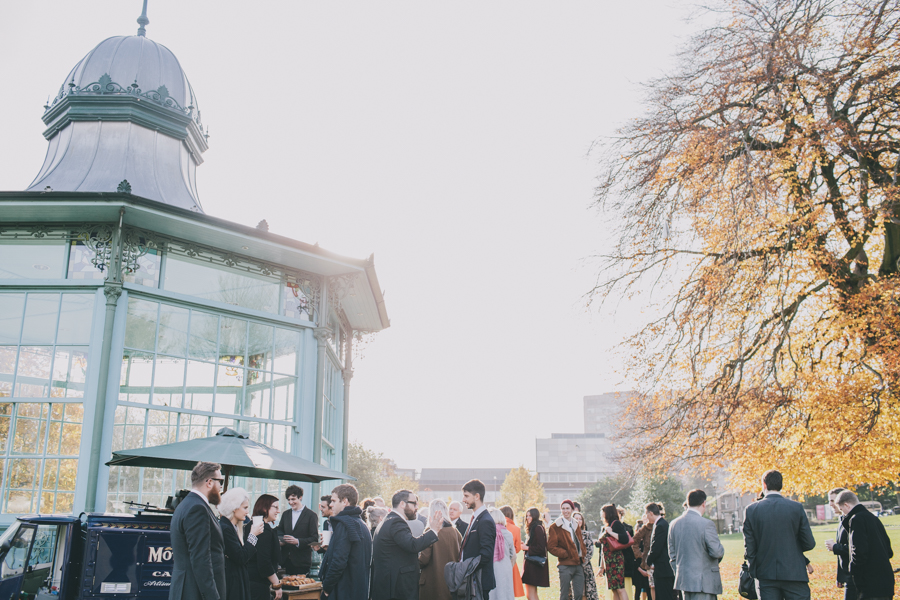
top-left (592, 0), bottom-right (900, 492)
top-left (497, 466), bottom-right (546, 525)
top-left (347, 441), bottom-right (385, 500)
top-left (577, 476), bottom-right (635, 530)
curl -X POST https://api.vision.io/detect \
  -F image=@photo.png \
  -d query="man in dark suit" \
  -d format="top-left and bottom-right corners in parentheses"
top-left (742, 470), bottom-right (816, 600)
top-left (371, 490), bottom-right (442, 600)
top-left (460, 479), bottom-right (497, 595)
top-left (836, 490), bottom-right (894, 600)
top-left (825, 487), bottom-right (855, 600)
top-left (320, 484), bottom-right (372, 600)
top-left (169, 462), bottom-right (226, 600)
top-left (277, 484), bottom-right (319, 575)
top-left (645, 502), bottom-right (675, 600)
top-left (449, 501), bottom-right (468, 538)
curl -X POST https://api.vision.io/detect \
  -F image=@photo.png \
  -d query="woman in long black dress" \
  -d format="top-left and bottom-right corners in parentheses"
top-left (247, 494), bottom-right (282, 600)
top-left (520, 507), bottom-right (549, 600)
top-left (218, 488), bottom-right (265, 600)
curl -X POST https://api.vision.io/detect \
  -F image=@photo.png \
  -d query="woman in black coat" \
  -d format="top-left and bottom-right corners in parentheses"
top-left (247, 494), bottom-right (283, 600)
top-left (521, 507), bottom-right (549, 598)
top-left (218, 488), bottom-right (265, 600)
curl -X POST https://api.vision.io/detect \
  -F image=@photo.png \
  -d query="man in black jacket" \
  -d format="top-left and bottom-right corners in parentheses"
top-left (836, 490), bottom-right (894, 600)
top-left (278, 485), bottom-right (319, 575)
top-left (645, 502), bottom-right (674, 600)
top-left (169, 462), bottom-right (226, 600)
top-left (460, 479), bottom-right (497, 595)
top-left (742, 470), bottom-right (815, 600)
top-left (319, 484), bottom-right (372, 600)
top-left (371, 490), bottom-right (441, 600)
top-left (824, 487), bottom-right (855, 600)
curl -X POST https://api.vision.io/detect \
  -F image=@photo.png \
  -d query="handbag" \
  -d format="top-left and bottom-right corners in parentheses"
top-left (738, 561), bottom-right (758, 599)
top-left (606, 531), bottom-right (634, 551)
top-left (524, 555), bottom-right (547, 566)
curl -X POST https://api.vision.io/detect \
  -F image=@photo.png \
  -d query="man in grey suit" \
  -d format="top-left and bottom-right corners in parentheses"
top-left (742, 470), bottom-right (816, 600)
top-left (668, 489), bottom-right (724, 600)
top-left (169, 462), bottom-right (227, 600)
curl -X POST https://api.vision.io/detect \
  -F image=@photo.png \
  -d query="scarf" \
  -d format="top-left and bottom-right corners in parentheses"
top-left (493, 523), bottom-right (507, 562)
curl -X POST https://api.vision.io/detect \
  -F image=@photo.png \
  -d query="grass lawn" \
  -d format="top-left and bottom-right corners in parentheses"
top-left (521, 516), bottom-right (900, 600)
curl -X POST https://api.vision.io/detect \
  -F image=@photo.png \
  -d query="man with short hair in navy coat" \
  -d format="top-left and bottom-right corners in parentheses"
top-left (319, 484), bottom-right (372, 600)
top-left (460, 479), bottom-right (497, 595)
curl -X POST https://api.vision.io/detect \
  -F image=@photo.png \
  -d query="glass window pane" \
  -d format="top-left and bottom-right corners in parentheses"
top-left (56, 294), bottom-right (95, 345)
top-left (46, 419), bottom-right (62, 454)
top-left (0, 242), bottom-right (67, 279)
top-left (51, 347), bottom-right (88, 398)
top-left (58, 459), bottom-right (77, 491)
top-left (15, 347), bottom-right (53, 397)
top-left (214, 365), bottom-right (242, 415)
top-left (42, 460), bottom-right (59, 491)
top-left (153, 357), bottom-right (185, 408)
top-left (12, 404), bottom-right (47, 454)
top-left (21, 294), bottom-right (60, 345)
top-left (0, 294), bottom-right (25, 344)
top-left (164, 255), bottom-right (279, 314)
top-left (60, 423), bottom-right (81, 455)
top-left (178, 413), bottom-right (209, 441)
top-left (124, 298), bottom-right (158, 351)
top-left (120, 351), bottom-right (153, 404)
top-left (244, 371), bottom-right (270, 419)
top-left (185, 360), bottom-right (215, 412)
top-left (157, 304), bottom-right (188, 356)
top-left (0, 403), bottom-right (10, 452)
top-left (273, 328), bottom-right (299, 375)
top-left (188, 311), bottom-right (218, 361)
top-left (124, 250), bottom-right (161, 288)
top-left (282, 282), bottom-right (312, 321)
top-left (272, 377), bottom-right (294, 421)
top-left (0, 347), bottom-right (15, 397)
top-left (247, 323), bottom-right (273, 371)
top-left (218, 318), bottom-right (246, 365)
top-left (67, 242), bottom-right (105, 281)
top-left (146, 410), bottom-right (177, 447)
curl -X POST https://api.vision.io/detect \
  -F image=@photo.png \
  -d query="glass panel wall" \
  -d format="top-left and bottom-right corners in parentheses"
top-left (109, 296), bottom-right (302, 511)
top-left (163, 256), bottom-right (280, 314)
top-left (0, 242), bottom-right (68, 280)
top-left (0, 292), bottom-right (93, 515)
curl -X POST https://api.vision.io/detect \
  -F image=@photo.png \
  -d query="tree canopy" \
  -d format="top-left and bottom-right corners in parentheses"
top-left (592, 0), bottom-right (900, 492)
top-left (497, 466), bottom-right (547, 525)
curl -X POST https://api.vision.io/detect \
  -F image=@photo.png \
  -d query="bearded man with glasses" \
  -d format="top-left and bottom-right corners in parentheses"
top-left (169, 461), bottom-right (227, 600)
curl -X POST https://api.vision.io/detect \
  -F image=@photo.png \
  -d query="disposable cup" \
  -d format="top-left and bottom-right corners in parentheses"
top-left (321, 530), bottom-right (333, 546)
top-left (252, 515), bottom-right (263, 527)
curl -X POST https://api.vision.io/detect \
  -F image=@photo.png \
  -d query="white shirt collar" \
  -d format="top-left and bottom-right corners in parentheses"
top-left (764, 490), bottom-right (782, 497)
top-left (392, 508), bottom-right (408, 521)
top-left (688, 507), bottom-right (703, 517)
top-left (191, 489), bottom-right (211, 506)
top-left (292, 503), bottom-right (305, 513)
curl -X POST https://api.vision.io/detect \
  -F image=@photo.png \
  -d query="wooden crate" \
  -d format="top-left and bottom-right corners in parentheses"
top-left (283, 587), bottom-right (322, 600)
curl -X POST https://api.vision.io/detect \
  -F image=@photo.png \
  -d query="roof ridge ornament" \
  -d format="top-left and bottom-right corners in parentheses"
top-left (137, 0), bottom-right (149, 37)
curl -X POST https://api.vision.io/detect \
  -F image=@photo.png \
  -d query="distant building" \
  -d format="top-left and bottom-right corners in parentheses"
top-left (416, 468), bottom-right (512, 506)
top-left (537, 393), bottom-right (634, 516)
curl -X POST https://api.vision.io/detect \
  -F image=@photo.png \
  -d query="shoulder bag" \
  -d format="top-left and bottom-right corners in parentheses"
top-left (524, 555), bottom-right (547, 566)
top-left (606, 531), bottom-right (634, 551)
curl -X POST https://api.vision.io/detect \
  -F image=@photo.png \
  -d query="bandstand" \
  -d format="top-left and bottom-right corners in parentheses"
top-left (0, 12), bottom-right (388, 526)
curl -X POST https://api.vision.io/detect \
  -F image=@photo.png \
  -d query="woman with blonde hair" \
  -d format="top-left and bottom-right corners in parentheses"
top-left (218, 488), bottom-right (264, 600)
top-left (418, 499), bottom-right (461, 600)
top-left (489, 507), bottom-right (516, 600)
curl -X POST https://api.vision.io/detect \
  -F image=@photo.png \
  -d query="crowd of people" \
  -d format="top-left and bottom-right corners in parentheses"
top-left (167, 463), bottom-right (895, 600)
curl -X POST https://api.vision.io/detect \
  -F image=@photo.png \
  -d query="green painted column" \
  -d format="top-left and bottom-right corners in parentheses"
top-left (312, 327), bottom-right (330, 501)
top-left (84, 283), bottom-right (122, 511)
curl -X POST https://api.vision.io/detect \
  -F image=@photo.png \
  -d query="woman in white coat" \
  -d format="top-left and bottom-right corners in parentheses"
top-left (488, 507), bottom-right (517, 600)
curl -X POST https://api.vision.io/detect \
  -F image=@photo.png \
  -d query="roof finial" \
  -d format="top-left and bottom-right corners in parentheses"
top-left (137, 0), bottom-right (149, 37)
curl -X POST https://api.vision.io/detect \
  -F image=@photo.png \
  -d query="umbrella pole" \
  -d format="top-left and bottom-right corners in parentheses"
top-left (223, 465), bottom-right (230, 492)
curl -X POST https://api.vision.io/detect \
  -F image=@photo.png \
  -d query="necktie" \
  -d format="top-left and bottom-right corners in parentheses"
top-left (460, 513), bottom-right (476, 549)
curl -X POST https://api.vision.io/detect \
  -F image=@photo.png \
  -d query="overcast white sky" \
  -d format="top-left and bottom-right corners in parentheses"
top-left (0, 1), bottom-right (696, 471)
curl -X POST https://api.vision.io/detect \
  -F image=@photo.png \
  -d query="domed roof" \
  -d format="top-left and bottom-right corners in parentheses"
top-left (49, 35), bottom-right (202, 131)
top-left (29, 29), bottom-right (209, 212)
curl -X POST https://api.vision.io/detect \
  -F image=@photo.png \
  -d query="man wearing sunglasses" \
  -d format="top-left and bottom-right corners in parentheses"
top-left (170, 461), bottom-right (227, 600)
